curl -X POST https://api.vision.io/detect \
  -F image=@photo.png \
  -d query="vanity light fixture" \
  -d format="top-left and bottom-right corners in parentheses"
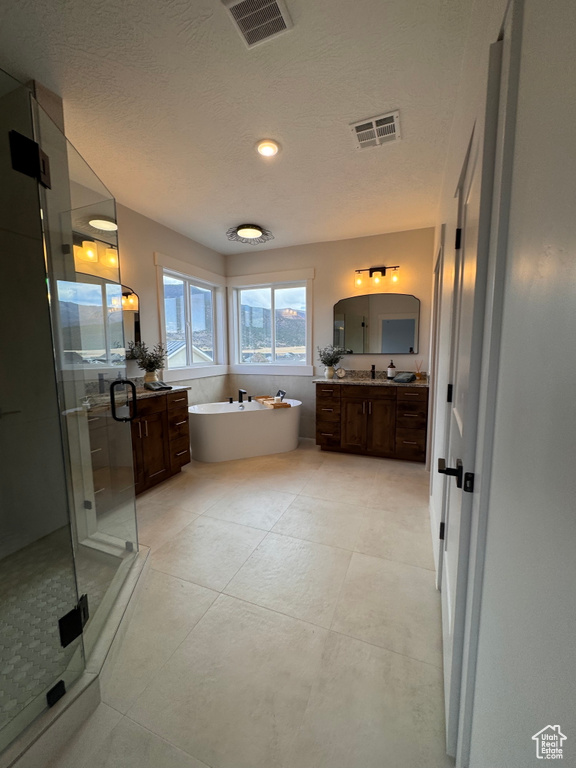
top-left (354, 265), bottom-right (399, 287)
top-left (122, 289), bottom-right (139, 311)
top-left (226, 224), bottom-right (274, 245)
top-left (105, 248), bottom-right (118, 267)
top-left (89, 217), bottom-right (118, 231)
top-left (79, 240), bottom-right (99, 263)
top-left (257, 140), bottom-right (280, 157)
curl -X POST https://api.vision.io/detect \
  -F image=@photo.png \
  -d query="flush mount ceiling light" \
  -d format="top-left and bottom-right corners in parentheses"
top-left (226, 224), bottom-right (274, 245)
top-left (354, 265), bottom-right (400, 287)
top-left (89, 217), bottom-right (118, 231)
top-left (257, 139), bottom-right (280, 157)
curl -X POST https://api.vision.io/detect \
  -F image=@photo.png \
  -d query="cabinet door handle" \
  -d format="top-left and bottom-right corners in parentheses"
top-left (368, 401), bottom-right (372, 415)
top-left (362, 401), bottom-right (366, 414)
top-left (90, 447), bottom-right (102, 454)
top-left (403, 441), bottom-right (418, 445)
top-left (321, 408), bottom-right (333, 412)
top-left (138, 421), bottom-right (142, 439)
top-left (403, 413), bottom-right (418, 417)
top-left (172, 397), bottom-right (186, 403)
top-left (176, 450), bottom-right (188, 457)
top-left (403, 393), bottom-right (419, 397)
top-left (94, 487), bottom-right (105, 494)
top-left (144, 420), bottom-right (149, 438)
top-left (321, 389), bottom-right (333, 394)
top-left (175, 420), bottom-right (187, 426)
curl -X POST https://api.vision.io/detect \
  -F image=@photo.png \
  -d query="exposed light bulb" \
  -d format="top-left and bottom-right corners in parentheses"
top-left (392, 273), bottom-right (398, 282)
top-left (106, 248), bottom-right (118, 267)
top-left (355, 277), bottom-right (363, 286)
top-left (374, 276), bottom-right (380, 284)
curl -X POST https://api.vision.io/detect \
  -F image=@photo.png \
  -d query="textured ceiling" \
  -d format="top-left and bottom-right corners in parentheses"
top-left (0, 0), bottom-right (473, 254)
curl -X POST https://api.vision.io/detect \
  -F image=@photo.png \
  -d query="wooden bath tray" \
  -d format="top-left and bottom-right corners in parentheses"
top-left (254, 396), bottom-right (291, 409)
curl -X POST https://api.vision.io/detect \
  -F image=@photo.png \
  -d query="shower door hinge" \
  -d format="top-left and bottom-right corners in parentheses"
top-left (9, 130), bottom-right (52, 188)
top-left (46, 680), bottom-right (66, 708)
top-left (447, 384), bottom-right (453, 403)
top-left (455, 228), bottom-right (462, 249)
top-left (58, 594), bottom-right (89, 648)
top-left (439, 522), bottom-right (445, 540)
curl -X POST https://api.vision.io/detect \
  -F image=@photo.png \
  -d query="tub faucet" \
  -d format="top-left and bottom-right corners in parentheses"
top-left (238, 389), bottom-right (247, 404)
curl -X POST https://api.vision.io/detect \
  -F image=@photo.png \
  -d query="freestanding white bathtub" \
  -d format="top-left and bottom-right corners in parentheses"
top-left (188, 399), bottom-right (302, 462)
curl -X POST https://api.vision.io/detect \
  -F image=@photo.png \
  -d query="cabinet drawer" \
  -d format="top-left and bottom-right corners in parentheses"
top-left (315, 384), bottom-right (341, 403)
top-left (170, 436), bottom-right (190, 470)
top-left (168, 408), bottom-right (189, 440)
top-left (132, 394), bottom-right (167, 417)
top-left (397, 387), bottom-right (428, 403)
top-left (396, 401), bottom-right (427, 430)
top-left (316, 421), bottom-right (341, 448)
top-left (396, 428), bottom-right (426, 461)
top-left (316, 402), bottom-right (341, 421)
top-left (167, 390), bottom-right (189, 409)
top-left (341, 385), bottom-right (395, 400)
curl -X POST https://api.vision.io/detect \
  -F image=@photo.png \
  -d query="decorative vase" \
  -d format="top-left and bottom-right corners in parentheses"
top-left (324, 366), bottom-right (335, 379)
top-left (144, 370), bottom-right (159, 383)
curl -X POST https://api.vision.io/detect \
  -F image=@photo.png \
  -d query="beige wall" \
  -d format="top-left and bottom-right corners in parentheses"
top-left (117, 203), bottom-right (226, 345)
top-left (116, 203), bottom-right (227, 402)
top-left (227, 227), bottom-right (435, 375)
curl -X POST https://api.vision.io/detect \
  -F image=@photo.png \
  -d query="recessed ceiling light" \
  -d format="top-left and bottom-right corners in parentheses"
top-left (226, 224), bottom-right (274, 245)
top-left (89, 217), bottom-right (118, 231)
top-left (257, 140), bottom-right (280, 157)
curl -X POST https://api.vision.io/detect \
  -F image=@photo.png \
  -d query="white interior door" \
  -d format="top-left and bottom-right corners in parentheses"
top-left (440, 31), bottom-right (505, 754)
top-left (441, 132), bottom-right (481, 757)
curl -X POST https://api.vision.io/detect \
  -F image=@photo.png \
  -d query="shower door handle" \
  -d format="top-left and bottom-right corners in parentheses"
top-left (110, 379), bottom-right (137, 422)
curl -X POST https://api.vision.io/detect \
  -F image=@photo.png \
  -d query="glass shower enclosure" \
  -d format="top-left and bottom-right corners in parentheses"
top-left (0, 69), bottom-right (138, 753)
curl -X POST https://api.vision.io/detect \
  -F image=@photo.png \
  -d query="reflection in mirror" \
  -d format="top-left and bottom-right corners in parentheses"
top-left (121, 286), bottom-right (141, 348)
top-left (334, 293), bottom-right (420, 354)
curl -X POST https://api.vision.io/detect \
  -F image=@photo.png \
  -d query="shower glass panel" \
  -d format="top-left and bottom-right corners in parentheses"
top-left (32, 102), bottom-right (139, 658)
top-left (0, 72), bottom-right (85, 752)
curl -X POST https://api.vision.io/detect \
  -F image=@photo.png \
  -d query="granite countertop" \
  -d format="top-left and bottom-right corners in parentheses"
top-left (78, 384), bottom-right (190, 413)
top-left (313, 376), bottom-right (429, 388)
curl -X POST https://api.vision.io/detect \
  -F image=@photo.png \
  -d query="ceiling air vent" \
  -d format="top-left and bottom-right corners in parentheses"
top-left (350, 111), bottom-right (401, 150)
top-left (222, 0), bottom-right (293, 48)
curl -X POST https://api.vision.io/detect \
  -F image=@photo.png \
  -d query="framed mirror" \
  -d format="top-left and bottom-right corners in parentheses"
top-left (333, 293), bottom-right (420, 354)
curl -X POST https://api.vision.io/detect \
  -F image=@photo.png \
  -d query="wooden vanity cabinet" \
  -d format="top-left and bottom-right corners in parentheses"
top-left (130, 390), bottom-right (190, 494)
top-left (316, 383), bottom-right (428, 462)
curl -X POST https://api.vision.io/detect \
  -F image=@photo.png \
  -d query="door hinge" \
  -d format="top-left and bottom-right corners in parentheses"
top-left (447, 383), bottom-right (453, 403)
top-left (9, 130), bottom-right (52, 188)
top-left (46, 680), bottom-right (66, 708)
top-left (58, 594), bottom-right (89, 648)
top-left (439, 522), bottom-right (445, 540)
top-left (464, 472), bottom-right (475, 493)
top-left (455, 227), bottom-right (462, 249)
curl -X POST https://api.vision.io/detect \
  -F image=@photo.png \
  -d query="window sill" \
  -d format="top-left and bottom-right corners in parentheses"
top-left (163, 364), bottom-right (228, 382)
top-left (229, 364), bottom-right (314, 377)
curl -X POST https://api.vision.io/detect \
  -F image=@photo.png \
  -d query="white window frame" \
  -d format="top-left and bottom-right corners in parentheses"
top-left (156, 253), bottom-right (227, 382)
top-left (228, 268), bottom-right (314, 376)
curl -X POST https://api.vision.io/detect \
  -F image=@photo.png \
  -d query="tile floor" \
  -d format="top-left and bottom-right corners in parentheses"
top-left (48, 440), bottom-right (452, 768)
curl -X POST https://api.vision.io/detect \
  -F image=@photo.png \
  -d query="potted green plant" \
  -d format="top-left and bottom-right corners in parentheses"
top-left (126, 341), bottom-right (167, 383)
top-left (317, 345), bottom-right (348, 379)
